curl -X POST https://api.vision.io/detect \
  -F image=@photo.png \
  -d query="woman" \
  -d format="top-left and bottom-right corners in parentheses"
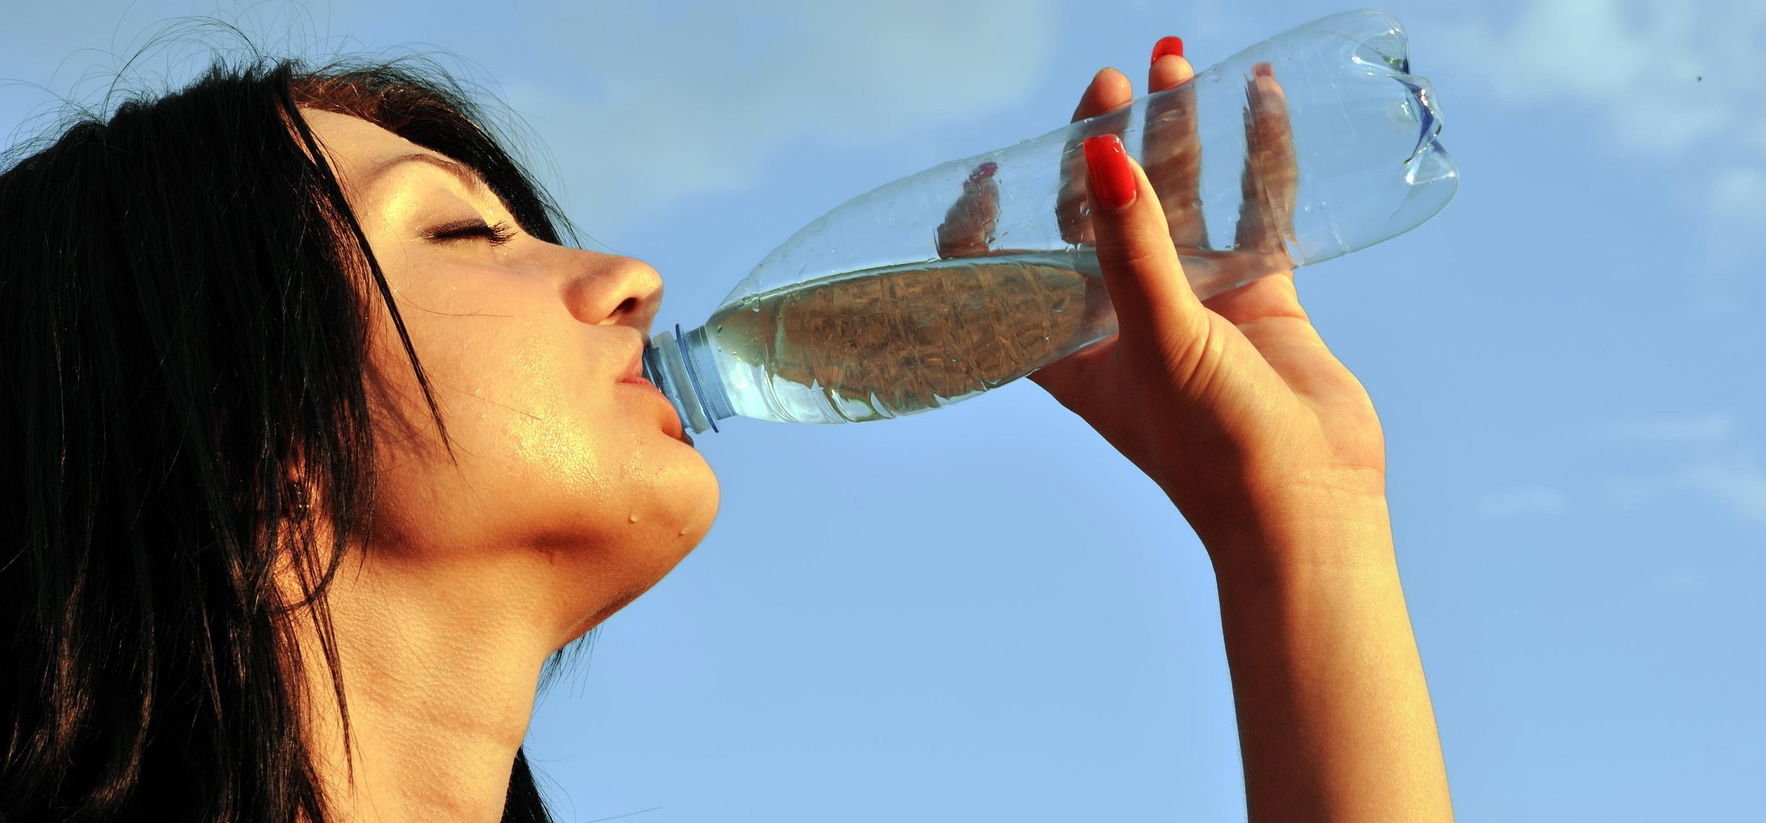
top-left (0, 38), bottom-right (1452, 823)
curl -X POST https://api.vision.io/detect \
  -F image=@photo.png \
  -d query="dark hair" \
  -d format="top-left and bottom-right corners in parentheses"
top-left (1, 58), bottom-right (570, 821)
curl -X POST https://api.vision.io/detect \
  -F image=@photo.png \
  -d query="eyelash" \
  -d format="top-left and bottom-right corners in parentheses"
top-left (428, 219), bottom-right (517, 246)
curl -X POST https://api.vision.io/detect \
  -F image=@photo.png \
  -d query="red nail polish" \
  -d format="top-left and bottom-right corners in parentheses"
top-left (1151, 36), bottom-right (1185, 64)
top-left (1253, 62), bottom-right (1274, 78)
top-left (1083, 134), bottom-right (1136, 209)
top-left (967, 161), bottom-right (998, 184)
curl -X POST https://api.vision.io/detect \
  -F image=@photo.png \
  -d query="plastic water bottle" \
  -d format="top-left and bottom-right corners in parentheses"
top-left (643, 9), bottom-right (1456, 434)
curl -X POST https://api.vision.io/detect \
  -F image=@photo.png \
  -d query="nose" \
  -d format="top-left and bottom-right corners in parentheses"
top-left (559, 249), bottom-right (664, 332)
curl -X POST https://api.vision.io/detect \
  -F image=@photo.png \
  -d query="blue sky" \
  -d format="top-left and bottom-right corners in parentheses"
top-left (5, 1), bottom-right (1763, 820)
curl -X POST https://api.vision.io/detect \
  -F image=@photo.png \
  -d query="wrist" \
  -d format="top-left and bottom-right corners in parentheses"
top-left (1180, 478), bottom-right (1396, 583)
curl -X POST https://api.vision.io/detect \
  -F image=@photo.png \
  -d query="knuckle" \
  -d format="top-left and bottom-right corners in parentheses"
top-left (1096, 237), bottom-right (1164, 273)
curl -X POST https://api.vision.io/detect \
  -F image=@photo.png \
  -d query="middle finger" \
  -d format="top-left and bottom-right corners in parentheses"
top-left (1142, 37), bottom-right (1207, 252)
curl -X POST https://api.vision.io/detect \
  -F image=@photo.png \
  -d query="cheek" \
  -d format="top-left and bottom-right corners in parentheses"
top-left (363, 272), bottom-right (716, 554)
top-left (383, 279), bottom-right (574, 450)
top-left (373, 329), bottom-right (655, 526)
top-left (477, 407), bottom-right (717, 567)
top-left (502, 398), bottom-right (624, 496)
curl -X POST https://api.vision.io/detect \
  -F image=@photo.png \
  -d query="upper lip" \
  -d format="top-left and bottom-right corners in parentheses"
top-left (621, 342), bottom-right (647, 382)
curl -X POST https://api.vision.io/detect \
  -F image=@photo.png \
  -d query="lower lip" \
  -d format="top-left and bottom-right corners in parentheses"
top-left (620, 374), bottom-right (668, 401)
top-left (621, 376), bottom-right (694, 445)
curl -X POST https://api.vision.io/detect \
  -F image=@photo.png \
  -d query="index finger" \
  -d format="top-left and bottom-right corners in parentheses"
top-left (1082, 134), bottom-right (1208, 360)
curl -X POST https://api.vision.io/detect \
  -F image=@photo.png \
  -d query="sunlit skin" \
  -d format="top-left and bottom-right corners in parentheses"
top-left (1031, 57), bottom-right (1454, 822)
top-left (932, 50), bottom-right (1453, 821)
top-left (288, 108), bottom-right (717, 822)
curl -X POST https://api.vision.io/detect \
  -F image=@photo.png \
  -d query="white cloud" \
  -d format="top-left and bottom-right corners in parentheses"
top-left (1437, 0), bottom-right (1766, 231)
top-left (1680, 459), bottom-right (1766, 521)
top-left (1503, 412), bottom-right (1766, 526)
top-left (1440, 0), bottom-right (1763, 153)
top-left (503, 0), bottom-right (1057, 236)
top-left (1602, 457), bottom-right (1766, 523)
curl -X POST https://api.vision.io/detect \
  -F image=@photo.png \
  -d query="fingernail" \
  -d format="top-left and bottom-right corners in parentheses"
top-left (1253, 62), bottom-right (1274, 78)
top-left (1083, 134), bottom-right (1136, 209)
top-left (967, 161), bottom-right (998, 184)
top-left (1151, 35), bottom-right (1185, 64)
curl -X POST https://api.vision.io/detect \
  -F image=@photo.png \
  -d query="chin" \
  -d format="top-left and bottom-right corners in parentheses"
top-left (554, 508), bottom-right (716, 644)
top-left (550, 458), bottom-right (719, 640)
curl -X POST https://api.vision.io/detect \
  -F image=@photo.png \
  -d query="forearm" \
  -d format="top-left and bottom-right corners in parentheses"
top-left (1206, 504), bottom-right (1453, 822)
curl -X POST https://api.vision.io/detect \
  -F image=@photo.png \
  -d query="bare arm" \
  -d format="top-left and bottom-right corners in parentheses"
top-left (1208, 503), bottom-right (1451, 822)
top-left (1024, 42), bottom-right (1454, 821)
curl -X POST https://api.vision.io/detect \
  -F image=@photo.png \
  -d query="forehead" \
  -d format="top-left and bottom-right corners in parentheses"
top-left (300, 107), bottom-right (423, 169)
top-left (298, 107), bottom-right (485, 196)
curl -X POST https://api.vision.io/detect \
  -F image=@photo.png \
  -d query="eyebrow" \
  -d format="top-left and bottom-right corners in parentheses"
top-left (366, 152), bottom-right (487, 193)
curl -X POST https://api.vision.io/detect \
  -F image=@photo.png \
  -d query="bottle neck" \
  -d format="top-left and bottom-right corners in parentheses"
top-left (641, 324), bottom-right (730, 435)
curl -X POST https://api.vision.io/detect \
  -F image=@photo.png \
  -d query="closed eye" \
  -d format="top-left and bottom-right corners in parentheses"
top-left (428, 219), bottom-right (517, 246)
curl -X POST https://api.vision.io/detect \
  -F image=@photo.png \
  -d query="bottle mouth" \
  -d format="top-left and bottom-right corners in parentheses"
top-left (1388, 73), bottom-right (1457, 240)
top-left (1279, 14), bottom-right (1458, 266)
top-left (1352, 13), bottom-right (1459, 251)
top-left (641, 325), bottom-right (726, 434)
top-left (1401, 76), bottom-right (1444, 170)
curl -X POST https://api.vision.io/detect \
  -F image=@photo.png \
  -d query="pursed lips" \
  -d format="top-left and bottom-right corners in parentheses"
top-left (618, 345), bottom-right (693, 445)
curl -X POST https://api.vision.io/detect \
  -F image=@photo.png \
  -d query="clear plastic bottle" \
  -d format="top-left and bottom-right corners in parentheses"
top-left (643, 9), bottom-right (1456, 433)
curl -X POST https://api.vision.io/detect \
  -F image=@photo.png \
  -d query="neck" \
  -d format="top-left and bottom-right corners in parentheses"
top-left (295, 554), bottom-right (551, 823)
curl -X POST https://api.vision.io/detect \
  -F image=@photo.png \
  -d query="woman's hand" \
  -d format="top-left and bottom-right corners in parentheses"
top-left (1026, 49), bottom-right (1389, 574)
top-left (1024, 40), bottom-right (1455, 822)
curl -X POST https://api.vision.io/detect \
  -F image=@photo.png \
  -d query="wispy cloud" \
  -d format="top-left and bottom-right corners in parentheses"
top-left (1681, 459), bottom-right (1766, 521)
top-left (1437, 0), bottom-right (1766, 240)
top-left (1591, 412), bottom-right (1766, 524)
top-left (1481, 411), bottom-right (1766, 525)
top-left (503, 0), bottom-right (1057, 237)
top-left (1601, 457), bottom-right (1766, 523)
top-left (1439, 0), bottom-right (1763, 154)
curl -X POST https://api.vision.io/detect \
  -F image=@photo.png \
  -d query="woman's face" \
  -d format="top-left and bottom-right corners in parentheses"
top-left (303, 108), bottom-right (717, 641)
